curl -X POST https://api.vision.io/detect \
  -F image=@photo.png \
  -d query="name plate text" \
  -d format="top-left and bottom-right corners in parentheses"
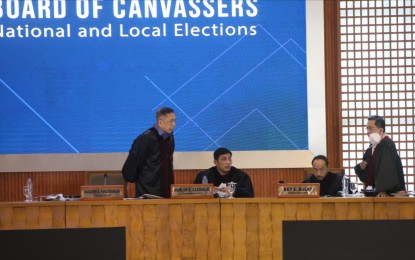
top-left (80, 185), bottom-right (124, 200)
top-left (277, 183), bottom-right (320, 198)
top-left (171, 184), bottom-right (214, 199)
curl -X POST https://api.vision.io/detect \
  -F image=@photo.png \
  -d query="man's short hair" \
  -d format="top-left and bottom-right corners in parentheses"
top-left (156, 107), bottom-right (174, 120)
top-left (311, 155), bottom-right (329, 166)
top-left (368, 115), bottom-right (386, 131)
top-left (214, 147), bottom-right (232, 160)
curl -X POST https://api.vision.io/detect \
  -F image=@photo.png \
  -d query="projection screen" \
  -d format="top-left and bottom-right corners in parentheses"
top-left (0, 0), bottom-right (325, 171)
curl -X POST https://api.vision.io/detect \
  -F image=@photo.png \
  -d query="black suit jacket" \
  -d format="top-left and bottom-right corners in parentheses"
top-left (303, 172), bottom-right (343, 196)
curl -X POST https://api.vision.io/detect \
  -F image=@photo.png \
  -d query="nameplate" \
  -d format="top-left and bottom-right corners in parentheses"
top-left (277, 183), bottom-right (320, 198)
top-left (171, 184), bottom-right (214, 199)
top-left (80, 185), bottom-right (124, 200)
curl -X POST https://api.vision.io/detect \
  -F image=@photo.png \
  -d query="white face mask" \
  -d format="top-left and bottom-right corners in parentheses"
top-left (369, 132), bottom-right (381, 145)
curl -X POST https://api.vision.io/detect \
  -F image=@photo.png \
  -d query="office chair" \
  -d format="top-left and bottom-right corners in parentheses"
top-left (85, 171), bottom-right (128, 197)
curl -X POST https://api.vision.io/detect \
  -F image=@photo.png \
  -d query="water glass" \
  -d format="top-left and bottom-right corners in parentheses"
top-left (23, 185), bottom-right (33, 202)
top-left (349, 182), bottom-right (358, 195)
top-left (226, 182), bottom-right (236, 198)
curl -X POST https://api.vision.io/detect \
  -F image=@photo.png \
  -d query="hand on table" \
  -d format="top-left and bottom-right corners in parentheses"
top-left (376, 192), bottom-right (389, 197)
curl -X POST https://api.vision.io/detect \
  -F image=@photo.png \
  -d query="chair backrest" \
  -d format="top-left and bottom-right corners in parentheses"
top-left (303, 168), bottom-right (345, 180)
top-left (85, 171), bottom-right (127, 197)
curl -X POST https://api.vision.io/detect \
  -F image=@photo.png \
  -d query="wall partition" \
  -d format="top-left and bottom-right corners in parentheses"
top-left (338, 0), bottom-right (415, 190)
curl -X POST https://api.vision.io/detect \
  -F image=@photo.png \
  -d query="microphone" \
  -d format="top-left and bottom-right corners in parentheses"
top-left (104, 174), bottom-right (108, 185)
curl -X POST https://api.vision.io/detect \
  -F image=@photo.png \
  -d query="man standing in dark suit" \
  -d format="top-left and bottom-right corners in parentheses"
top-left (122, 107), bottom-right (176, 198)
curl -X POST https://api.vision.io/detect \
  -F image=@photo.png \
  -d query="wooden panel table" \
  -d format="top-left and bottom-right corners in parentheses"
top-left (65, 199), bottom-right (221, 260)
top-left (1, 197), bottom-right (415, 260)
top-left (219, 197), bottom-right (415, 260)
top-left (0, 201), bottom-right (65, 230)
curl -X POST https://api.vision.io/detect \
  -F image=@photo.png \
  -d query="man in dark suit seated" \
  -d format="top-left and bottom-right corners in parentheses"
top-left (303, 155), bottom-right (343, 196)
top-left (194, 147), bottom-right (254, 198)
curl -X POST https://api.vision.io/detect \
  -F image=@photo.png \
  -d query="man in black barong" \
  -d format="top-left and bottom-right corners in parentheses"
top-left (354, 115), bottom-right (406, 197)
top-left (122, 107), bottom-right (176, 198)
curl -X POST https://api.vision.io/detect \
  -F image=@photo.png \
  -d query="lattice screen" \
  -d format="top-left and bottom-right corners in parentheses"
top-left (339, 0), bottom-right (415, 191)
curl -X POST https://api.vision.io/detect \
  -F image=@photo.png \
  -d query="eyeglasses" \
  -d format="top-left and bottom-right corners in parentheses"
top-left (161, 119), bottom-right (176, 124)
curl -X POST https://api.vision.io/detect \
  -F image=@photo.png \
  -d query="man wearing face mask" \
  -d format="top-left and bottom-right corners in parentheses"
top-left (354, 115), bottom-right (405, 197)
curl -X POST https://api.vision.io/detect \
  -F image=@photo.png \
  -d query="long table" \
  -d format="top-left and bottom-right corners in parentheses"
top-left (1, 197), bottom-right (415, 259)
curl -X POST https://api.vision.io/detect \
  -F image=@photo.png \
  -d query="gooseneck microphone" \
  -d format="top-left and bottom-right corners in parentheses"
top-left (104, 174), bottom-right (108, 185)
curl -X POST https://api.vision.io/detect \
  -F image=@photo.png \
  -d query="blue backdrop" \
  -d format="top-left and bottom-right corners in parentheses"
top-left (0, 0), bottom-right (307, 153)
